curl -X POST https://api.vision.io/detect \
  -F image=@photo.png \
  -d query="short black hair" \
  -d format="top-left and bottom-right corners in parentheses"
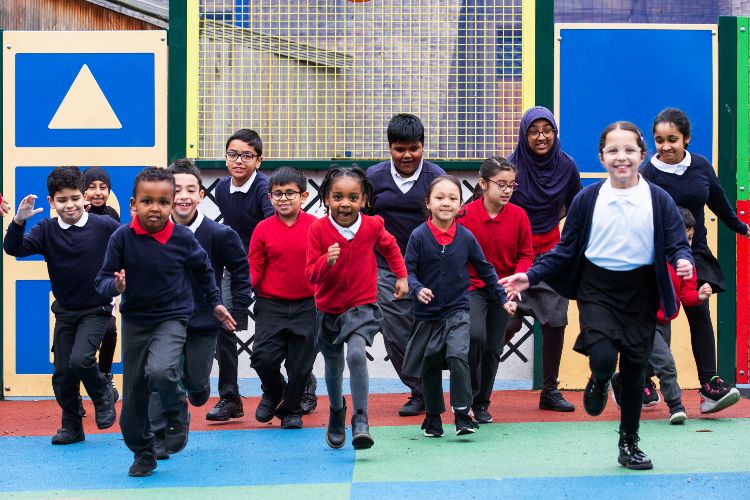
top-left (387, 114), bottom-right (425, 145)
top-left (133, 167), bottom-right (175, 197)
top-left (225, 128), bottom-right (263, 156)
top-left (168, 158), bottom-right (202, 186)
top-left (47, 166), bottom-right (84, 197)
top-left (678, 207), bottom-right (696, 229)
top-left (268, 166), bottom-right (306, 193)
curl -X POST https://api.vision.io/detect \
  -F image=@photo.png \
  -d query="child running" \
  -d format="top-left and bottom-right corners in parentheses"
top-left (459, 158), bottom-right (533, 423)
top-left (306, 166), bottom-right (407, 450)
top-left (403, 175), bottom-right (512, 438)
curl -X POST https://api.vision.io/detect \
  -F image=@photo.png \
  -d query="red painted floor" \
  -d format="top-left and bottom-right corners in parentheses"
top-left (2, 390), bottom-right (748, 437)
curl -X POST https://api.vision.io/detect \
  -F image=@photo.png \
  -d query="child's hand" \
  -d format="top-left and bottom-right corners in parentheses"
top-left (503, 301), bottom-right (517, 315)
top-left (418, 287), bottom-right (433, 304)
top-left (13, 195), bottom-right (43, 224)
top-left (327, 243), bottom-right (340, 266)
top-left (675, 259), bottom-right (693, 279)
top-left (394, 277), bottom-right (408, 299)
top-left (499, 273), bottom-right (530, 301)
top-left (114, 269), bottom-right (126, 293)
top-left (0, 195), bottom-right (10, 218)
top-left (214, 305), bottom-right (237, 332)
top-left (698, 283), bottom-right (713, 302)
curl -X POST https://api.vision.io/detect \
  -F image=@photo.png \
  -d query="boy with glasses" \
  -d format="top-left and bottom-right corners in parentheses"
top-left (248, 167), bottom-right (318, 429)
top-left (207, 129), bottom-right (276, 421)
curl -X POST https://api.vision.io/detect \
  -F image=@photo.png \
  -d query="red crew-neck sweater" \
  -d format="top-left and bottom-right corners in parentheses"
top-left (306, 214), bottom-right (406, 314)
top-left (459, 199), bottom-right (534, 290)
top-left (249, 211), bottom-right (316, 300)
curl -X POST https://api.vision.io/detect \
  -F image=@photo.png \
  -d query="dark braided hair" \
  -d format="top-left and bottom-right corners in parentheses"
top-left (318, 165), bottom-right (374, 213)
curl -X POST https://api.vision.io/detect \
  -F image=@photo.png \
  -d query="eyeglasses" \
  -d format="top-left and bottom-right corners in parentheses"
top-left (526, 128), bottom-right (555, 139)
top-left (225, 151), bottom-right (259, 163)
top-left (270, 190), bottom-right (300, 200)
top-left (485, 178), bottom-right (518, 191)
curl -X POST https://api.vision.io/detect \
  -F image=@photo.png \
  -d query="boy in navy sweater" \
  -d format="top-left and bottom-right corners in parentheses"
top-left (148, 160), bottom-right (253, 459)
top-left (208, 128), bottom-right (275, 421)
top-left (96, 167), bottom-right (235, 477)
top-left (3, 166), bottom-right (119, 444)
top-left (366, 114), bottom-right (446, 416)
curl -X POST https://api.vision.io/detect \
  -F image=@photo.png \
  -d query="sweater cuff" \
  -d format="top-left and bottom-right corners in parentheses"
top-left (525, 269), bottom-right (540, 287)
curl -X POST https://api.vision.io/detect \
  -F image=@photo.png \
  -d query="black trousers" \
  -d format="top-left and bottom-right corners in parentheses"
top-left (51, 301), bottom-right (111, 428)
top-left (121, 319), bottom-right (188, 459)
top-left (468, 288), bottom-right (510, 408)
top-left (217, 271), bottom-right (240, 398)
top-left (251, 296), bottom-right (318, 417)
top-left (684, 300), bottom-right (717, 385)
top-left (97, 315), bottom-right (118, 374)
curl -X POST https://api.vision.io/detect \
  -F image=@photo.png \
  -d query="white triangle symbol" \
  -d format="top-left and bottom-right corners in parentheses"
top-left (48, 64), bottom-right (122, 130)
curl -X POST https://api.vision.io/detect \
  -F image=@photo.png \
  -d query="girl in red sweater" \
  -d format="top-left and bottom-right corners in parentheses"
top-left (459, 157), bottom-right (533, 423)
top-left (306, 166), bottom-right (407, 450)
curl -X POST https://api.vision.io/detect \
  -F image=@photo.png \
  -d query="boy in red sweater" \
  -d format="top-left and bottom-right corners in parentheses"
top-left (249, 167), bottom-right (319, 429)
top-left (611, 207), bottom-right (712, 424)
top-left (306, 166), bottom-right (407, 450)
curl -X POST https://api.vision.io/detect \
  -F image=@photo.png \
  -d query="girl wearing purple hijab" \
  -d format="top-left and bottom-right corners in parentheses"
top-left (506, 106), bottom-right (581, 412)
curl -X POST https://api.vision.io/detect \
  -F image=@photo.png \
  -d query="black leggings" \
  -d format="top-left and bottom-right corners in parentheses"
top-left (588, 339), bottom-right (646, 435)
top-left (98, 316), bottom-right (118, 375)
top-left (684, 300), bottom-right (716, 385)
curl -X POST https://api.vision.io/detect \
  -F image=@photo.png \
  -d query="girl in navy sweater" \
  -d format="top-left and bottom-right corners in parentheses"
top-left (403, 176), bottom-right (511, 438)
top-left (641, 108), bottom-right (747, 414)
top-left (503, 122), bottom-right (694, 470)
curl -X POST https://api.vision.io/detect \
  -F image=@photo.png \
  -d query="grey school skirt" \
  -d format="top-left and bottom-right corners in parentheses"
top-left (315, 303), bottom-right (384, 353)
top-left (513, 252), bottom-right (569, 327)
top-left (402, 310), bottom-right (470, 378)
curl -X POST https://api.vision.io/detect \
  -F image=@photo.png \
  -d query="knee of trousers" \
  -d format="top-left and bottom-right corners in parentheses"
top-left (146, 365), bottom-right (182, 390)
top-left (68, 352), bottom-right (98, 375)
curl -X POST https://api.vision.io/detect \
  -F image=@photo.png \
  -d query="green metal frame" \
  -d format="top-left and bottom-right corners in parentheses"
top-left (717, 17), bottom-right (740, 383)
top-left (195, 159), bottom-right (483, 171)
top-left (167, 1), bottom-right (188, 164)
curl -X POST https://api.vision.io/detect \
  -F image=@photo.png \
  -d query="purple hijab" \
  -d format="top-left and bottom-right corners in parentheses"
top-left (507, 106), bottom-right (581, 234)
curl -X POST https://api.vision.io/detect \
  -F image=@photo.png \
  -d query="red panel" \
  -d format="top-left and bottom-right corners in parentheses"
top-left (736, 200), bottom-right (750, 383)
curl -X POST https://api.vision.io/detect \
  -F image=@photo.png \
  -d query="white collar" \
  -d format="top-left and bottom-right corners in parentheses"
top-left (229, 171), bottom-right (257, 193)
top-left (390, 159), bottom-right (423, 184)
top-left (57, 211), bottom-right (89, 229)
top-left (650, 151), bottom-right (691, 175)
top-left (599, 175), bottom-right (649, 205)
top-left (171, 210), bottom-right (205, 234)
top-left (329, 213), bottom-right (362, 239)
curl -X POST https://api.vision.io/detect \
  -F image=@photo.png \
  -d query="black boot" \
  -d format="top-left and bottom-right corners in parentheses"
top-left (583, 376), bottom-right (610, 416)
top-left (351, 410), bottom-right (374, 450)
top-left (539, 389), bottom-right (575, 412)
top-left (326, 398), bottom-right (347, 449)
top-left (618, 431), bottom-right (653, 470)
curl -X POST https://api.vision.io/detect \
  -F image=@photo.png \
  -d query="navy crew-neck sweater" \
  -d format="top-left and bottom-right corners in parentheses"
top-left (641, 153), bottom-right (748, 254)
top-left (192, 216), bottom-right (253, 331)
top-left (214, 174), bottom-right (275, 250)
top-left (3, 214), bottom-right (121, 310)
top-left (367, 160), bottom-right (446, 255)
top-left (95, 223), bottom-right (222, 326)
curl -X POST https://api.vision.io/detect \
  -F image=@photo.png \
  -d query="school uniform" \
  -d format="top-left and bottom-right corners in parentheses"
top-left (95, 217), bottom-right (222, 462)
top-left (148, 211), bottom-right (252, 435)
top-left (459, 199), bottom-right (533, 409)
top-left (367, 160), bottom-right (446, 399)
top-left (527, 176), bottom-right (692, 434)
top-left (402, 220), bottom-right (507, 415)
top-left (641, 152), bottom-right (748, 385)
top-left (306, 213), bottom-right (405, 413)
top-left (249, 211), bottom-right (318, 418)
top-left (4, 213), bottom-right (120, 431)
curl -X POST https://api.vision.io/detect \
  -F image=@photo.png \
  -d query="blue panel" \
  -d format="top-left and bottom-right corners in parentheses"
top-left (15, 280), bottom-right (53, 375)
top-left (15, 53), bottom-right (155, 147)
top-left (559, 28), bottom-right (714, 174)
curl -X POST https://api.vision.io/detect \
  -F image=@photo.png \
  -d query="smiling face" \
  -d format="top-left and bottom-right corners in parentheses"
top-left (389, 140), bottom-right (424, 177)
top-left (130, 180), bottom-right (175, 233)
top-left (172, 173), bottom-right (204, 225)
top-left (84, 180), bottom-right (110, 208)
top-left (653, 121), bottom-right (690, 165)
top-left (599, 128), bottom-right (646, 189)
top-left (48, 187), bottom-right (86, 225)
top-left (426, 179), bottom-right (461, 226)
top-left (225, 139), bottom-right (262, 186)
top-left (326, 175), bottom-right (366, 228)
top-left (269, 182), bottom-right (308, 222)
top-left (526, 118), bottom-right (556, 156)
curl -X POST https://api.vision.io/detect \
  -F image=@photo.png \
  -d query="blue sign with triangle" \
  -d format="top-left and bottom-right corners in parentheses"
top-left (15, 53), bottom-right (155, 147)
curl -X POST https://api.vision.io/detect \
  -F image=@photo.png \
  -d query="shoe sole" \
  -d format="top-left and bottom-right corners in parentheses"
top-left (669, 411), bottom-right (687, 425)
top-left (398, 409), bottom-right (424, 417)
top-left (474, 418), bottom-right (493, 423)
top-left (206, 410), bottom-right (244, 422)
top-left (538, 402), bottom-right (575, 413)
top-left (352, 434), bottom-right (374, 449)
top-left (51, 436), bottom-right (85, 445)
top-left (422, 430), bottom-right (444, 437)
top-left (128, 467), bottom-right (156, 477)
top-left (326, 433), bottom-right (345, 449)
top-left (700, 389), bottom-right (741, 414)
top-left (618, 457), bottom-right (653, 470)
top-left (455, 427), bottom-right (477, 436)
top-left (642, 396), bottom-right (661, 409)
top-left (281, 421), bottom-right (303, 430)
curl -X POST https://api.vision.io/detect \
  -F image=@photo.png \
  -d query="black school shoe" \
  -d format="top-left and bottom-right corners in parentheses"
top-left (93, 385), bottom-right (117, 430)
top-left (255, 384), bottom-right (285, 423)
top-left (398, 395), bottom-right (425, 417)
top-left (206, 396), bottom-right (244, 421)
top-left (351, 410), bottom-right (374, 449)
top-left (154, 430), bottom-right (170, 460)
top-left (301, 374), bottom-right (318, 415)
top-left (454, 408), bottom-right (478, 436)
top-left (326, 398), bottom-right (347, 449)
top-left (583, 376), bottom-right (610, 416)
top-left (281, 414), bottom-right (303, 429)
top-left (51, 426), bottom-right (85, 445)
top-left (77, 396), bottom-right (86, 418)
top-left (421, 414), bottom-right (444, 437)
top-left (617, 432), bottom-right (653, 470)
top-left (165, 411), bottom-right (190, 455)
top-left (471, 405), bottom-right (493, 424)
top-left (105, 373), bottom-right (119, 404)
top-left (128, 455), bottom-right (157, 477)
top-left (539, 390), bottom-right (575, 412)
